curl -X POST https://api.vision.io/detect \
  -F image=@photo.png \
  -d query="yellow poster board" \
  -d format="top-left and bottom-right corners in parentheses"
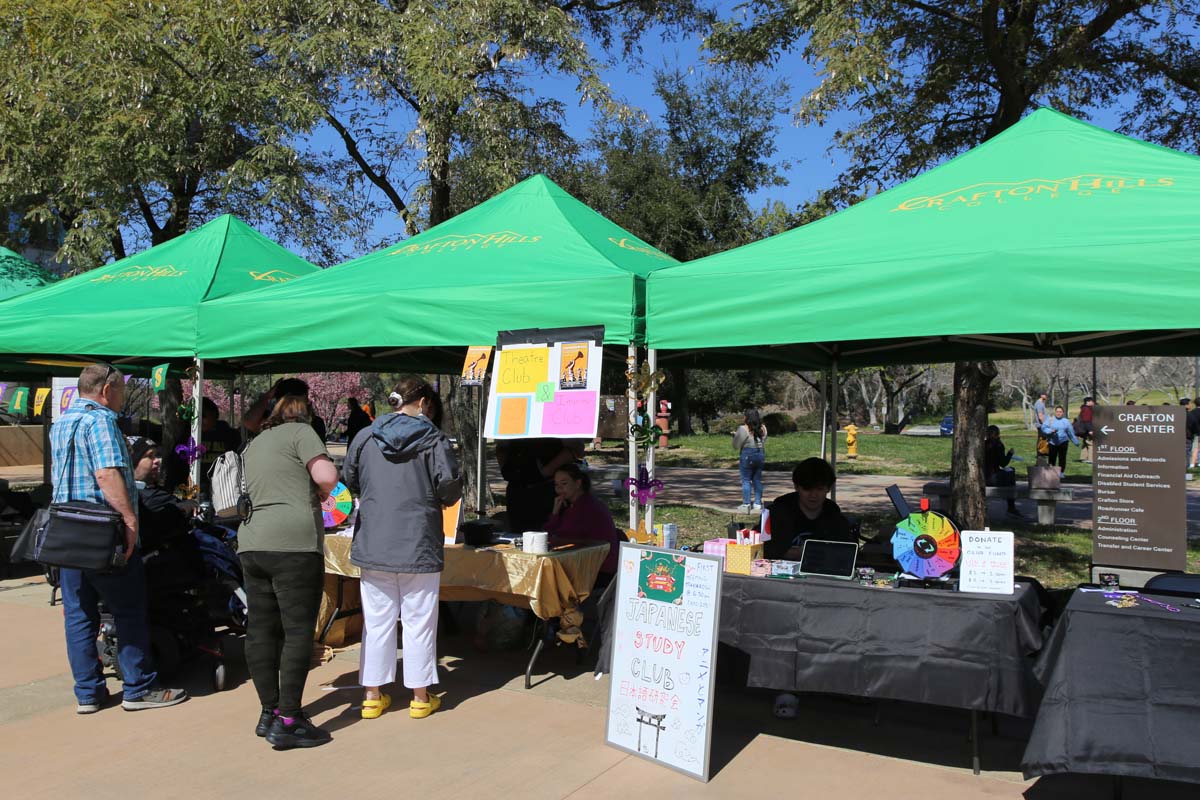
top-left (495, 347), bottom-right (548, 393)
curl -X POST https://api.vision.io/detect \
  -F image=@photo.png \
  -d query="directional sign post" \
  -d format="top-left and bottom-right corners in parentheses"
top-left (1091, 405), bottom-right (1187, 571)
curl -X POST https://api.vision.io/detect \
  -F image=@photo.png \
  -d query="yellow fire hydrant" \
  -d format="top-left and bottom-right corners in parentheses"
top-left (845, 423), bottom-right (859, 459)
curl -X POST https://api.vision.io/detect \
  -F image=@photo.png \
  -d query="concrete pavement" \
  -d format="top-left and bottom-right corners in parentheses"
top-left (0, 574), bottom-right (1192, 799)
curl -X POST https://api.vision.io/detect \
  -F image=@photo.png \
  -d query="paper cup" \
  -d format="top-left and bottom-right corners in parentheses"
top-left (523, 532), bottom-right (549, 554)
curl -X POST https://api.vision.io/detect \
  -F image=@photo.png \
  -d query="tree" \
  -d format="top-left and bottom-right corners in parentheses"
top-left (950, 360), bottom-right (998, 528)
top-left (0, 1), bottom-right (362, 267)
top-left (284, 0), bottom-right (709, 236)
top-left (296, 373), bottom-right (369, 434)
top-left (878, 365), bottom-right (928, 431)
top-left (685, 370), bottom-right (782, 431)
top-left (569, 66), bottom-right (789, 261)
top-left (708, 1), bottom-right (1200, 528)
top-left (566, 66), bottom-right (790, 434)
top-left (709, 2), bottom-right (1200, 202)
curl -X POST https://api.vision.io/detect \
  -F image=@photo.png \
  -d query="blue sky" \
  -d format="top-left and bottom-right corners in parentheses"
top-left (330, 18), bottom-right (844, 251)
top-left (298, 5), bottom-right (1158, 260)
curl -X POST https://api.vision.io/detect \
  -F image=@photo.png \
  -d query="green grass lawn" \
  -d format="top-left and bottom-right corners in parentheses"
top-left (591, 426), bottom-right (1095, 480)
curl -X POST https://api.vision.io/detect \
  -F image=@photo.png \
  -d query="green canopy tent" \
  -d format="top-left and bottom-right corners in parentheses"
top-left (197, 174), bottom-right (675, 369)
top-left (648, 108), bottom-right (1200, 367)
top-left (197, 174), bottom-right (677, 520)
top-left (0, 246), bottom-right (57, 302)
top-left (645, 108), bottom-right (1200, 489)
top-left (0, 214), bottom-right (319, 363)
top-left (0, 214), bottom-right (320, 483)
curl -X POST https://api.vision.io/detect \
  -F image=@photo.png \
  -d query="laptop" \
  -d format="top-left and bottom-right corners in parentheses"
top-left (799, 539), bottom-right (860, 580)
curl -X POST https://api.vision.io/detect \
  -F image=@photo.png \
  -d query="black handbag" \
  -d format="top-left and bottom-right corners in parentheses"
top-left (36, 501), bottom-right (126, 571)
top-left (37, 414), bottom-right (128, 572)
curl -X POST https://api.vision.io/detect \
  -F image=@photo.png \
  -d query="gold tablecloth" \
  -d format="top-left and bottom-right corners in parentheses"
top-left (322, 536), bottom-right (608, 643)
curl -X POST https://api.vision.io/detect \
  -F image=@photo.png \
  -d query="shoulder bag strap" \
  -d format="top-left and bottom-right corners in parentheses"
top-left (55, 413), bottom-right (91, 499)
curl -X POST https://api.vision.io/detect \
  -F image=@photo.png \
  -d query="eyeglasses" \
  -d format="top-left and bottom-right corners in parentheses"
top-left (99, 363), bottom-right (117, 386)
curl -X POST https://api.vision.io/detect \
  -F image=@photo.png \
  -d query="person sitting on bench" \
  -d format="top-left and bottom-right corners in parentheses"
top-left (984, 425), bottom-right (1022, 519)
top-left (764, 458), bottom-right (854, 560)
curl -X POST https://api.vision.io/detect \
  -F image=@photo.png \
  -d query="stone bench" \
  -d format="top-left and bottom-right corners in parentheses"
top-left (921, 482), bottom-right (1074, 526)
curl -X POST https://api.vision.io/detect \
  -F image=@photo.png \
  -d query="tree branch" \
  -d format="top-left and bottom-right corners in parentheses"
top-left (383, 74), bottom-right (422, 115)
top-left (557, 0), bottom-right (639, 13)
top-left (324, 109), bottom-right (420, 237)
top-left (895, 0), bottom-right (980, 29)
top-left (130, 185), bottom-right (162, 238)
top-left (980, 0), bottom-right (1028, 137)
top-left (1043, 1), bottom-right (1147, 76)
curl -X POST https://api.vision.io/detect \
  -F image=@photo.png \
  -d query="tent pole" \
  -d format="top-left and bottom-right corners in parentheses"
top-left (190, 358), bottom-right (204, 487)
top-left (42, 377), bottom-right (52, 487)
top-left (627, 343), bottom-right (638, 532)
top-left (227, 377), bottom-right (236, 425)
top-left (830, 358), bottom-right (839, 503)
top-left (819, 370), bottom-right (828, 460)
top-left (645, 348), bottom-right (657, 535)
top-left (476, 382), bottom-right (486, 516)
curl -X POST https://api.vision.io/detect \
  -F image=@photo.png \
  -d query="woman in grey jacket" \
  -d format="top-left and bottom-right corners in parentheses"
top-left (343, 376), bottom-right (462, 720)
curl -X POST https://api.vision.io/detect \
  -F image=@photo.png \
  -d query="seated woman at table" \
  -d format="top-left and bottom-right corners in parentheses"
top-left (544, 463), bottom-right (621, 586)
top-left (345, 377), bottom-right (461, 722)
top-left (763, 457), bottom-right (854, 560)
top-left (499, 437), bottom-right (580, 534)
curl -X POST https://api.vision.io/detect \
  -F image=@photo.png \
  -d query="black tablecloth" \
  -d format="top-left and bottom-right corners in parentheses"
top-left (1021, 589), bottom-right (1200, 784)
top-left (596, 573), bottom-right (1043, 718)
top-left (718, 575), bottom-right (1044, 717)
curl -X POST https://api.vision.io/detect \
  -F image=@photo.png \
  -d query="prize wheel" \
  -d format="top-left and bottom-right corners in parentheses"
top-left (890, 510), bottom-right (960, 578)
top-left (322, 482), bottom-right (354, 529)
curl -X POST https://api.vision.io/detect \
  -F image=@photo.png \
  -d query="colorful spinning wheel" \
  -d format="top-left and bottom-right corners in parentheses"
top-left (322, 482), bottom-right (354, 529)
top-left (891, 510), bottom-right (960, 578)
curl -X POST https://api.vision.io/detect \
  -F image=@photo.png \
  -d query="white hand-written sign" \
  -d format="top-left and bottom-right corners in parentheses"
top-left (959, 530), bottom-right (1014, 595)
top-left (605, 543), bottom-right (723, 782)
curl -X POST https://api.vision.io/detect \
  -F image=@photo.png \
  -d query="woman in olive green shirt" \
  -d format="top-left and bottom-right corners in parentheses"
top-left (239, 395), bottom-right (338, 750)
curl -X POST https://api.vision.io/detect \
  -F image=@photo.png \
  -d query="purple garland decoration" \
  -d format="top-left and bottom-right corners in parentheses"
top-left (174, 436), bottom-right (207, 466)
top-left (623, 465), bottom-right (664, 505)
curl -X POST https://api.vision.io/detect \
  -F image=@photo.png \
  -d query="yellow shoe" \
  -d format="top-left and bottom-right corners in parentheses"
top-left (409, 694), bottom-right (441, 719)
top-left (361, 693), bottom-right (391, 720)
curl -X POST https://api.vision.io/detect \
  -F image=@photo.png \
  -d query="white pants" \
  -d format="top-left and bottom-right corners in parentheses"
top-left (359, 569), bottom-right (440, 689)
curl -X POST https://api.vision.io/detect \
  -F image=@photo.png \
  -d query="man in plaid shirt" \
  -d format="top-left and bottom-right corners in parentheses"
top-left (51, 363), bottom-right (187, 714)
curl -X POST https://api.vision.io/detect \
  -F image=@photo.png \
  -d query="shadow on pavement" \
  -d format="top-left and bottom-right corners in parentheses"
top-left (1024, 772), bottom-right (1198, 800)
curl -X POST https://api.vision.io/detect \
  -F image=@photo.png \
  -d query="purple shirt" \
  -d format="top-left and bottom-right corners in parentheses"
top-left (544, 491), bottom-right (621, 574)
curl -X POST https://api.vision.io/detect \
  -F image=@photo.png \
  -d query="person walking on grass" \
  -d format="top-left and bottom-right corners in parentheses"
top-left (733, 409), bottom-right (767, 513)
top-left (1040, 405), bottom-right (1080, 476)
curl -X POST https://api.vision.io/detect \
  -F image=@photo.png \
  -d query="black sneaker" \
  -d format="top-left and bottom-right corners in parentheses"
top-left (256, 709), bottom-right (277, 737)
top-left (265, 714), bottom-right (332, 750)
top-left (122, 687), bottom-right (188, 711)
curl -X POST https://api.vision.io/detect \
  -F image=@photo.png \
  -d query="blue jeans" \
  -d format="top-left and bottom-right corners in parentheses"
top-left (60, 553), bottom-right (157, 703)
top-left (739, 448), bottom-right (765, 506)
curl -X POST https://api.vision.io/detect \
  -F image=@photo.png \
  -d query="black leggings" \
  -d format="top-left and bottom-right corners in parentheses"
top-left (1048, 442), bottom-right (1069, 472)
top-left (240, 551), bottom-right (324, 717)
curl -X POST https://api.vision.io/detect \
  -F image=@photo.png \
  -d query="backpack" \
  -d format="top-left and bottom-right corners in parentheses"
top-left (208, 449), bottom-right (252, 521)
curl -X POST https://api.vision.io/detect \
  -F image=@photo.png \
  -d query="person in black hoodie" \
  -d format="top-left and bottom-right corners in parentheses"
top-left (764, 458), bottom-right (854, 560)
top-left (343, 396), bottom-right (373, 446)
top-left (343, 376), bottom-right (462, 721)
